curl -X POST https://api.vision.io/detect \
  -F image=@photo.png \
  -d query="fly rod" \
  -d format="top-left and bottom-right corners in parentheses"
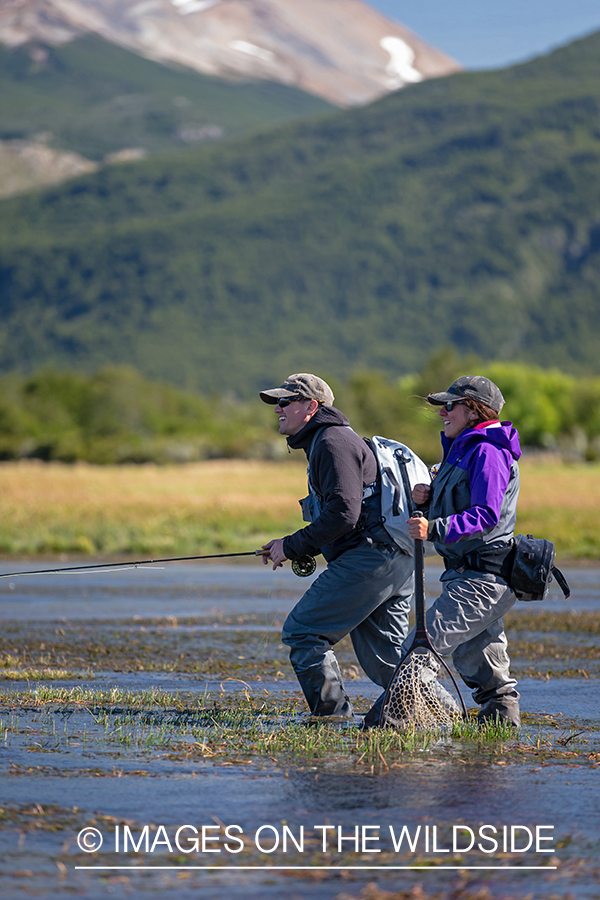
top-left (0, 550), bottom-right (317, 579)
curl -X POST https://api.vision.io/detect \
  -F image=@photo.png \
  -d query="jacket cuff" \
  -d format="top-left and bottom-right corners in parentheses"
top-left (282, 535), bottom-right (296, 559)
top-left (427, 519), bottom-right (439, 542)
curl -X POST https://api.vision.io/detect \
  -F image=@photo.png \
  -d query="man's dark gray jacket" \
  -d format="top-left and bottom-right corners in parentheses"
top-left (282, 407), bottom-right (385, 562)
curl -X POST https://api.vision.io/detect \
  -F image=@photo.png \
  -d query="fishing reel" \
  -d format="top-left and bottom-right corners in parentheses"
top-left (291, 555), bottom-right (317, 577)
top-left (255, 548), bottom-right (316, 577)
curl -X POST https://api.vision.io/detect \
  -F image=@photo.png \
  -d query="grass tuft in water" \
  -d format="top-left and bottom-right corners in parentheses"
top-left (3, 684), bottom-right (203, 709)
top-left (450, 716), bottom-right (518, 744)
top-left (0, 655), bottom-right (88, 681)
top-left (6, 686), bottom-right (576, 771)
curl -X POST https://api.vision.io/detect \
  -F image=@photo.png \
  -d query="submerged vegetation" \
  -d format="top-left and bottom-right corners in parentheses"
top-left (1, 607), bottom-right (598, 693)
top-left (1, 682), bottom-right (594, 894)
top-left (2, 611), bottom-right (599, 682)
top-left (0, 594), bottom-right (597, 890)
top-left (0, 685), bottom-right (579, 767)
top-left (0, 685), bottom-right (594, 775)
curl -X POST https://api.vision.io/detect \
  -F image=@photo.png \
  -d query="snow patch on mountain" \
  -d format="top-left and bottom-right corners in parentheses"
top-left (380, 36), bottom-right (423, 89)
top-left (229, 40), bottom-right (275, 63)
top-left (171, 0), bottom-right (222, 15)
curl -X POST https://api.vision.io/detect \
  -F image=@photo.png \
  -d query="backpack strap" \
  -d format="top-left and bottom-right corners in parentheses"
top-left (552, 566), bottom-right (571, 599)
top-left (306, 426), bottom-right (328, 465)
top-left (394, 447), bottom-right (416, 517)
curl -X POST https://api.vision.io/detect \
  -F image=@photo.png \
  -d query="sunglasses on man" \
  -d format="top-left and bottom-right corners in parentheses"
top-left (276, 395), bottom-right (306, 408)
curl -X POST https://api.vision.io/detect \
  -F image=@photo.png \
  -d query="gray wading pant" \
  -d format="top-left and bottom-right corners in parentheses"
top-left (365, 569), bottom-right (520, 726)
top-left (281, 542), bottom-right (414, 717)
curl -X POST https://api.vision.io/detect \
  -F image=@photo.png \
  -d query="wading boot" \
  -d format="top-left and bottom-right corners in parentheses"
top-left (295, 651), bottom-right (354, 718)
top-left (477, 697), bottom-right (520, 728)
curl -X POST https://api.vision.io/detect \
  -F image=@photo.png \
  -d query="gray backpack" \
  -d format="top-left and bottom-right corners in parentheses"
top-left (302, 429), bottom-right (435, 558)
top-left (368, 436), bottom-right (436, 557)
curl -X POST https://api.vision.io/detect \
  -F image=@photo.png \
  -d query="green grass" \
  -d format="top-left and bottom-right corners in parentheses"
top-left (3, 685), bottom-right (191, 707)
top-left (2, 685), bottom-right (597, 780)
top-left (0, 654), bottom-right (82, 681)
top-left (0, 458), bottom-right (597, 559)
top-left (0, 690), bottom-right (515, 762)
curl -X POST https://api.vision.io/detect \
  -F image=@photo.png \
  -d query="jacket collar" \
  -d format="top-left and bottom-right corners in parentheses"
top-left (287, 406), bottom-right (349, 452)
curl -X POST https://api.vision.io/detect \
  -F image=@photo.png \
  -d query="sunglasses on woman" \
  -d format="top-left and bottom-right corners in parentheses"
top-left (442, 399), bottom-right (467, 411)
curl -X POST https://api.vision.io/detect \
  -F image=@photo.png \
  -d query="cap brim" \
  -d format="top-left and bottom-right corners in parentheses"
top-left (426, 391), bottom-right (465, 406)
top-left (259, 388), bottom-right (298, 404)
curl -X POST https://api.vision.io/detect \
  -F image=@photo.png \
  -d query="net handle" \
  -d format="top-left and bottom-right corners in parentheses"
top-left (412, 511), bottom-right (428, 639)
top-left (411, 511), bottom-right (468, 721)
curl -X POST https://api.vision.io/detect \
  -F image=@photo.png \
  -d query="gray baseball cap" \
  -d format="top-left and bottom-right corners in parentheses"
top-left (259, 373), bottom-right (335, 406)
top-left (426, 375), bottom-right (505, 414)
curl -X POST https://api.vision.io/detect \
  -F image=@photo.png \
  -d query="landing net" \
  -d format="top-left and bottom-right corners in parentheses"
top-left (380, 646), bottom-right (463, 730)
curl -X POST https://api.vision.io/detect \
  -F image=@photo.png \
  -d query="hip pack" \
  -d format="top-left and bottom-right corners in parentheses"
top-left (447, 534), bottom-right (571, 602)
top-left (510, 534), bottom-right (570, 602)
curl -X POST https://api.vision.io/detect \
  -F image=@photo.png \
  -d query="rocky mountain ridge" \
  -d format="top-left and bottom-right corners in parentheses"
top-left (0, 0), bottom-right (461, 105)
top-left (0, 135), bottom-right (98, 197)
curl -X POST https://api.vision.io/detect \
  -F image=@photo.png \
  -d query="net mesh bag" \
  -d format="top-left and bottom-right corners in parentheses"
top-left (380, 647), bottom-right (463, 729)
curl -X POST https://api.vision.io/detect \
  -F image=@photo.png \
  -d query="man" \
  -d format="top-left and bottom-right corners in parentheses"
top-left (260, 373), bottom-right (414, 719)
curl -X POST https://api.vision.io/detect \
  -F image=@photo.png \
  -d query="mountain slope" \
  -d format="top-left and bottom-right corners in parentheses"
top-left (0, 0), bottom-right (461, 106)
top-left (0, 31), bottom-right (600, 391)
top-left (0, 34), bottom-right (332, 162)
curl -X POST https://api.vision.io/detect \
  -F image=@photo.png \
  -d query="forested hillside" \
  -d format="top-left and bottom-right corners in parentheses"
top-left (1, 31), bottom-right (600, 391)
top-left (0, 35), bottom-right (332, 161)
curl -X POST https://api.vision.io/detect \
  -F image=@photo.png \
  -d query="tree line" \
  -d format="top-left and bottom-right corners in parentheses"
top-left (0, 353), bottom-right (597, 465)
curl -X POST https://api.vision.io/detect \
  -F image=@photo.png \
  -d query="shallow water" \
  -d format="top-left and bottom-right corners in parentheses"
top-left (0, 560), bottom-right (309, 620)
top-left (0, 562), bottom-right (598, 900)
top-left (0, 560), bottom-right (593, 618)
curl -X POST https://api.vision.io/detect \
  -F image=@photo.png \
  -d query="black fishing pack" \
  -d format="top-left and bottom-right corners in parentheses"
top-left (510, 534), bottom-right (570, 602)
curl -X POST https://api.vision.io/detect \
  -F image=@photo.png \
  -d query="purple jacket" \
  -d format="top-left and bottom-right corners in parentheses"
top-left (425, 421), bottom-right (522, 563)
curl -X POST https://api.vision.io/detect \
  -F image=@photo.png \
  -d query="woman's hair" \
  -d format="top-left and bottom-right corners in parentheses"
top-left (463, 398), bottom-right (500, 425)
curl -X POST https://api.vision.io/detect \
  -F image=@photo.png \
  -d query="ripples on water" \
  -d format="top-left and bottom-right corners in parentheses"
top-left (0, 563), bottom-right (598, 899)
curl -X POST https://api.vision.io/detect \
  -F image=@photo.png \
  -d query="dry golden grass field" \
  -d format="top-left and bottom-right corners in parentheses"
top-left (0, 458), bottom-right (597, 558)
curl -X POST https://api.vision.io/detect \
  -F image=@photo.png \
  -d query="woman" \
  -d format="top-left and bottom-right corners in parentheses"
top-left (366, 374), bottom-right (522, 728)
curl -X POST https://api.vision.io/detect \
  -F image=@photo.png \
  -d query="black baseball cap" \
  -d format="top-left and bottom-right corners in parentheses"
top-left (426, 375), bottom-right (505, 415)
